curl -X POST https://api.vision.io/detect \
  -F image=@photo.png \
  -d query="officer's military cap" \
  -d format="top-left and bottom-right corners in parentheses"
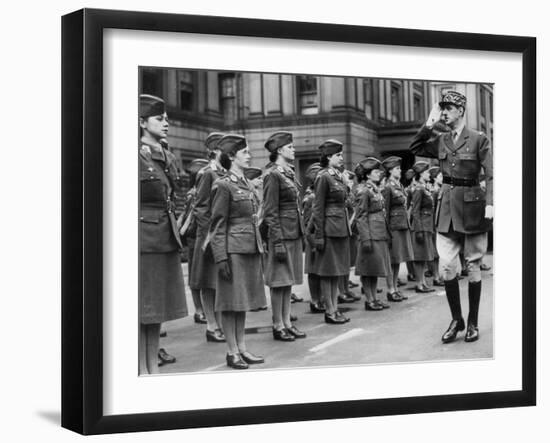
top-left (205, 132), bottom-right (225, 151)
top-left (439, 90), bottom-right (467, 109)
top-left (139, 94), bottom-right (166, 118)
top-left (360, 157), bottom-right (382, 172)
top-left (264, 131), bottom-right (293, 153)
top-left (428, 166), bottom-right (441, 180)
top-left (217, 134), bottom-right (248, 155)
top-left (413, 160), bottom-right (430, 174)
top-left (405, 168), bottom-right (415, 180)
top-left (244, 167), bottom-right (263, 181)
top-left (318, 139), bottom-right (343, 156)
top-left (381, 156), bottom-right (402, 172)
top-left (305, 162), bottom-right (322, 182)
top-left (186, 158), bottom-right (209, 176)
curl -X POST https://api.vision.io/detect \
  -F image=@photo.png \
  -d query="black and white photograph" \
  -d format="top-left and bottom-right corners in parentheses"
top-left (138, 68), bottom-right (494, 375)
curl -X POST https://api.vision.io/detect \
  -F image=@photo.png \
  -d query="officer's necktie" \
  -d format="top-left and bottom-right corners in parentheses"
top-left (452, 131), bottom-right (458, 145)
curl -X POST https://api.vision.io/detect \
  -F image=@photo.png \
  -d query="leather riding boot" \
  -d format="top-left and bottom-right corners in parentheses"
top-left (442, 277), bottom-right (465, 343)
top-left (465, 280), bottom-right (481, 342)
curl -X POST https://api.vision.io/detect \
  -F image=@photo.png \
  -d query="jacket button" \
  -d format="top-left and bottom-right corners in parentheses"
top-left (453, 152), bottom-right (456, 156)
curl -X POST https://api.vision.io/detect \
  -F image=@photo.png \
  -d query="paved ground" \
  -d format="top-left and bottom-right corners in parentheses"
top-left (158, 255), bottom-right (493, 374)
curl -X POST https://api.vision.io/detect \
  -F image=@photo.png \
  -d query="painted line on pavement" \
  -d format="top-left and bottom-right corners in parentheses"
top-left (308, 328), bottom-right (365, 353)
top-left (203, 362), bottom-right (227, 371)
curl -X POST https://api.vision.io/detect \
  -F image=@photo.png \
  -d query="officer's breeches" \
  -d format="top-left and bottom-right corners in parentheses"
top-left (436, 231), bottom-right (488, 282)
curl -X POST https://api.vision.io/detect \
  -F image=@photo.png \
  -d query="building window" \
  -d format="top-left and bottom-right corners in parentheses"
top-left (391, 83), bottom-right (402, 122)
top-left (297, 75), bottom-right (318, 115)
top-left (219, 73), bottom-right (237, 123)
top-left (413, 93), bottom-right (423, 121)
top-left (479, 87), bottom-right (487, 118)
top-left (178, 71), bottom-right (194, 112)
top-left (141, 68), bottom-right (162, 97)
top-left (364, 79), bottom-right (373, 119)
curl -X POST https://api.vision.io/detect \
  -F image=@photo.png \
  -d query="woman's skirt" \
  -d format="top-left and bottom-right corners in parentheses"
top-left (412, 231), bottom-right (435, 262)
top-left (215, 253), bottom-right (267, 312)
top-left (264, 238), bottom-right (304, 287)
top-left (389, 229), bottom-right (414, 264)
top-left (349, 233), bottom-right (358, 268)
top-left (189, 236), bottom-right (217, 290)
top-left (310, 236), bottom-right (350, 277)
top-left (354, 240), bottom-right (391, 277)
top-left (140, 251), bottom-right (188, 324)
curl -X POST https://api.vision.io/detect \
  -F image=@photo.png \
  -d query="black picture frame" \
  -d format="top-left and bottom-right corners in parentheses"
top-left (61, 8), bottom-right (536, 435)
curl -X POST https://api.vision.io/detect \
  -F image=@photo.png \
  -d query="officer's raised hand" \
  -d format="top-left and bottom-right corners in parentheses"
top-left (426, 103), bottom-right (442, 128)
top-left (485, 205), bottom-right (494, 220)
top-left (217, 260), bottom-right (232, 281)
top-left (274, 242), bottom-right (287, 262)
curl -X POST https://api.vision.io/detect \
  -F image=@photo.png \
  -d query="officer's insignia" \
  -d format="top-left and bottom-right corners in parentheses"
top-left (230, 175), bottom-right (237, 183)
top-left (277, 166), bottom-right (284, 173)
top-left (147, 167), bottom-right (154, 172)
top-left (328, 169), bottom-right (335, 175)
top-left (211, 163), bottom-right (218, 171)
top-left (237, 190), bottom-right (243, 194)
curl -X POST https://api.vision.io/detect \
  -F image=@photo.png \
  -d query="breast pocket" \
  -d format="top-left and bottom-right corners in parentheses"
top-left (230, 191), bottom-right (253, 214)
top-left (140, 171), bottom-right (166, 202)
top-left (458, 152), bottom-right (480, 176)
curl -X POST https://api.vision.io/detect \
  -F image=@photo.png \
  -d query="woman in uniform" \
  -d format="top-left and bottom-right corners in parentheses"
top-left (178, 158), bottom-right (209, 324)
top-left (262, 132), bottom-right (306, 341)
top-left (410, 161), bottom-right (436, 293)
top-left (311, 140), bottom-right (352, 324)
top-left (428, 166), bottom-right (444, 286)
top-left (189, 133), bottom-right (227, 343)
top-left (209, 134), bottom-right (267, 369)
top-left (381, 156), bottom-right (414, 302)
top-left (354, 157), bottom-right (392, 311)
top-left (138, 94), bottom-right (188, 374)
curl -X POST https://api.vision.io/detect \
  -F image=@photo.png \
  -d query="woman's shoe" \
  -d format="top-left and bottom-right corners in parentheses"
top-left (365, 301), bottom-right (383, 311)
top-left (290, 314), bottom-right (298, 322)
top-left (335, 311), bottom-right (350, 323)
top-left (433, 279), bottom-right (445, 286)
top-left (387, 292), bottom-right (403, 302)
top-left (273, 327), bottom-right (295, 341)
top-left (324, 312), bottom-right (347, 324)
top-left (415, 285), bottom-right (435, 293)
top-left (194, 312), bottom-right (207, 324)
top-left (286, 325), bottom-right (307, 338)
top-left (397, 290), bottom-right (408, 300)
top-left (240, 351), bottom-right (264, 364)
top-left (226, 353), bottom-right (248, 369)
top-left (349, 280), bottom-right (359, 288)
top-left (374, 299), bottom-right (390, 309)
top-left (309, 301), bottom-right (326, 313)
top-left (206, 329), bottom-right (226, 343)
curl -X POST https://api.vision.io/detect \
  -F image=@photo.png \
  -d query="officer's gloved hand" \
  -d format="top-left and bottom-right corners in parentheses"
top-left (217, 260), bottom-right (232, 281)
top-left (415, 231), bottom-right (425, 243)
top-left (314, 238), bottom-right (325, 251)
top-left (361, 240), bottom-right (373, 253)
top-left (274, 242), bottom-right (287, 262)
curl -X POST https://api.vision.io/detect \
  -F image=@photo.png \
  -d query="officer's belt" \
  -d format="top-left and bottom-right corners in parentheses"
top-left (325, 203), bottom-right (345, 209)
top-left (141, 200), bottom-right (177, 212)
top-left (228, 216), bottom-right (258, 226)
top-left (279, 202), bottom-right (299, 211)
top-left (442, 176), bottom-right (479, 187)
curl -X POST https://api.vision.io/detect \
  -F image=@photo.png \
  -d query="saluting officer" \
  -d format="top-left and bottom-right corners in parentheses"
top-left (409, 161), bottom-right (436, 293)
top-left (178, 158), bottom-right (209, 325)
top-left (381, 155), bottom-right (413, 301)
top-left (262, 131), bottom-right (306, 341)
top-left (410, 91), bottom-right (493, 343)
top-left (138, 94), bottom-right (187, 374)
top-left (311, 140), bottom-right (352, 324)
top-left (209, 134), bottom-right (267, 369)
top-left (189, 133), bottom-right (227, 343)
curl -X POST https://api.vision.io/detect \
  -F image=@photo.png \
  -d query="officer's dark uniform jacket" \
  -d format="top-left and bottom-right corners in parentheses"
top-left (261, 164), bottom-right (304, 244)
top-left (382, 178), bottom-right (411, 231)
top-left (410, 125), bottom-right (493, 234)
top-left (355, 181), bottom-right (390, 243)
top-left (312, 168), bottom-right (352, 242)
top-left (410, 183), bottom-right (434, 233)
top-left (139, 142), bottom-right (182, 253)
top-left (209, 172), bottom-right (264, 264)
